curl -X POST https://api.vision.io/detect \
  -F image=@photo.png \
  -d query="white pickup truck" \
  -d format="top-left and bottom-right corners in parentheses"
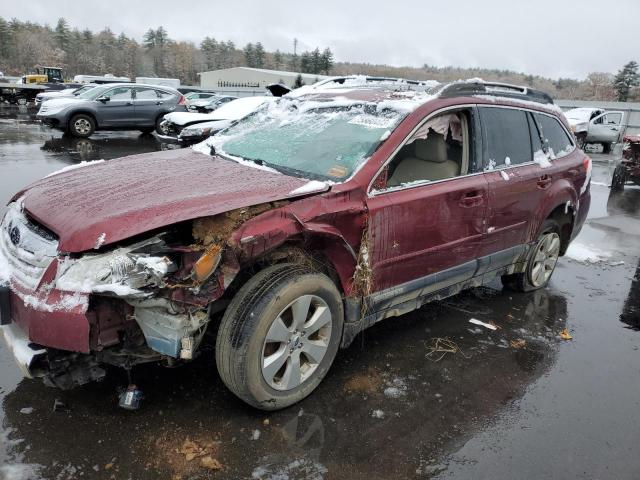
top-left (565, 107), bottom-right (624, 153)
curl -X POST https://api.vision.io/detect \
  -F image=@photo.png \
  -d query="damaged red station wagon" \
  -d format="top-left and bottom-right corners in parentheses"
top-left (0, 78), bottom-right (591, 410)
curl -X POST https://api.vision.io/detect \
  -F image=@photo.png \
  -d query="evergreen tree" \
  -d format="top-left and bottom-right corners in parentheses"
top-left (143, 28), bottom-right (156, 50)
top-left (310, 48), bottom-right (322, 74)
top-left (320, 47), bottom-right (333, 74)
top-left (0, 17), bottom-right (11, 58)
top-left (273, 49), bottom-right (283, 70)
top-left (254, 42), bottom-right (265, 69)
top-left (613, 61), bottom-right (640, 102)
top-left (300, 51), bottom-right (311, 73)
top-left (243, 42), bottom-right (255, 67)
top-left (54, 17), bottom-right (70, 50)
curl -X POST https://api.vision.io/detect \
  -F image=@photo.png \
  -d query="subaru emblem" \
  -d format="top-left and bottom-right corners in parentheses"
top-left (9, 225), bottom-right (20, 246)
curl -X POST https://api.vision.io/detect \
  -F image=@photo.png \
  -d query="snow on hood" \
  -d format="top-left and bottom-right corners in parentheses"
top-left (14, 148), bottom-right (311, 252)
top-left (37, 97), bottom-right (85, 111)
top-left (166, 96), bottom-right (271, 126)
top-left (182, 119), bottom-right (232, 131)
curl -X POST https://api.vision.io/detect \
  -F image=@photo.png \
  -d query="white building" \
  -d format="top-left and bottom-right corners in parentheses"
top-left (199, 67), bottom-right (329, 97)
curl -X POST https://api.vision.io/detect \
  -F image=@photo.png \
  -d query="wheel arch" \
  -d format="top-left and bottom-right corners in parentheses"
top-left (228, 212), bottom-right (358, 297)
top-left (67, 110), bottom-right (98, 130)
top-left (533, 183), bottom-right (578, 255)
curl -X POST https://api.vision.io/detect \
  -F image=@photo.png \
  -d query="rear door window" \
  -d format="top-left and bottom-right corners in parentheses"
top-left (479, 107), bottom-right (532, 168)
top-left (157, 90), bottom-right (175, 100)
top-left (104, 87), bottom-right (133, 101)
top-left (135, 87), bottom-right (159, 100)
top-left (532, 113), bottom-right (574, 157)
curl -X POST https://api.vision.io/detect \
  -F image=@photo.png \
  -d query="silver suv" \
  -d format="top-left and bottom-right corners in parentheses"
top-left (36, 83), bottom-right (187, 137)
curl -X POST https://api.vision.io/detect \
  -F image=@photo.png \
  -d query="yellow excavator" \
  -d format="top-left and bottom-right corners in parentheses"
top-left (1, 66), bottom-right (73, 104)
top-left (21, 66), bottom-right (65, 84)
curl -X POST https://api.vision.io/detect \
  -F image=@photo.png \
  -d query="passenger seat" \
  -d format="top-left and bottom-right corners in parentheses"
top-left (388, 132), bottom-right (461, 186)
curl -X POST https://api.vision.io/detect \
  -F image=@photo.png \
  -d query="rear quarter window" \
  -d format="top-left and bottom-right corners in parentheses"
top-left (533, 113), bottom-right (574, 158)
top-left (479, 107), bottom-right (532, 168)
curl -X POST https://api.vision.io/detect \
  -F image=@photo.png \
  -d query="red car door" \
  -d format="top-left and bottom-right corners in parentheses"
top-left (365, 108), bottom-right (488, 300)
top-left (477, 107), bottom-right (546, 263)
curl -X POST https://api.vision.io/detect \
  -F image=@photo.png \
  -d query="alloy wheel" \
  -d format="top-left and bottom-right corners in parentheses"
top-left (261, 294), bottom-right (332, 391)
top-left (529, 232), bottom-right (560, 287)
top-left (74, 118), bottom-right (91, 135)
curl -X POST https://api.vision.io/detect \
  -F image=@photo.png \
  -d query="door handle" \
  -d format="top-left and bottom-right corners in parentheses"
top-left (459, 191), bottom-right (484, 208)
top-left (156, 101), bottom-right (164, 105)
top-left (126, 102), bottom-right (133, 106)
top-left (537, 175), bottom-right (552, 189)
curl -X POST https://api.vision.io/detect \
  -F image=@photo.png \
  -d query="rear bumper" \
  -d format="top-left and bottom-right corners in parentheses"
top-left (1, 323), bottom-right (47, 378)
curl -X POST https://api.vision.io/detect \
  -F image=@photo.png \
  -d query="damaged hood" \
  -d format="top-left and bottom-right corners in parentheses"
top-left (15, 149), bottom-right (311, 252)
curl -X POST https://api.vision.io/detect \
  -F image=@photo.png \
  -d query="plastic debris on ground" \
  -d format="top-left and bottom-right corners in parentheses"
top-left (469, 318), bottom-right (498, 330)
top-left (118, 385), bottom-right (143, 410)
top-left (559, 328), bottom-right (573, 340)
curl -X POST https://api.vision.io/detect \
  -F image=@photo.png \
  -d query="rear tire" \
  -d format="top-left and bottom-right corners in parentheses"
top-left (502, 219), bottom-right (561, 292)
top-left (602, 142), bottom-right (612, 154)
top-left (68, 114), bottom-right (95, 138)
top-left (611, 164), bottom-right (627, 192)
top-left (216, 264), bottom-right (344, 410)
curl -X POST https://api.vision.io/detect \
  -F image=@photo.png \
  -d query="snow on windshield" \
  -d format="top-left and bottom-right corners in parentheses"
top-left (196, 98), bottom-right (408, 181)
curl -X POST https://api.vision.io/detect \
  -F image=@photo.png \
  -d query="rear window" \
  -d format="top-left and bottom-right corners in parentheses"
top-left (532, 113), bottom-right (573, 158)
top-left (157, 90), bottom-right (175, 99)
top-left (479, 107), bottom-right (532, 168)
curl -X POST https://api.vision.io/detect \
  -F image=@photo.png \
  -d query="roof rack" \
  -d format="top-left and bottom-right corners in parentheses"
top-left (439, 81), bottom-right (554, 104)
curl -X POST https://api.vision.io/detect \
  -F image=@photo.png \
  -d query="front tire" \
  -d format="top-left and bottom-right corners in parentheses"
top-left (502, 219), bottom-right (561, 292)
top-left (216, 264), bottom-right (344, 410)
top-left (155, 116), bottom-right (169, 136)
top-left (68, 114), bottom-right (95, 138)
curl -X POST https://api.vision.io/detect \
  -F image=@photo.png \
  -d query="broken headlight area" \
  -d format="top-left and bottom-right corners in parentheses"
top-left (179, 126), bottom-right (212, 139)
top-left (55, 236), bottom-right (178, 297)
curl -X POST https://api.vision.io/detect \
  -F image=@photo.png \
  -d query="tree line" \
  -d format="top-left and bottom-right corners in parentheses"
top-left (0, 18), bottom-right (335, 85)
top-left (0, 17), bottom-right (638, 102)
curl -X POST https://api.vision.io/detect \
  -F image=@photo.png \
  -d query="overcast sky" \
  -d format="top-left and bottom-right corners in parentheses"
top-left (1, 0), bottom-right (637, 79)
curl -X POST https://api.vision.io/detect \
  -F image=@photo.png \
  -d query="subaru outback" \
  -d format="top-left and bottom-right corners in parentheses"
top-left (0, 79), bottom-right (591, 410)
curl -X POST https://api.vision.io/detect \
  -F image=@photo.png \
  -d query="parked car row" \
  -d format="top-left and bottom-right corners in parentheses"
top-left (1, 77), bottom-right (592, 411)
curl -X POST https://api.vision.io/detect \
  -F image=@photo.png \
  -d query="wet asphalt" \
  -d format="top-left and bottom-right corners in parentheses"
top-left (0, 105), bottom-right (639, 480)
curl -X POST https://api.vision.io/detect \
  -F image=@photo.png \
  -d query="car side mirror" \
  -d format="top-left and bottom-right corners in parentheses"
top-left (97, 96), bottom-right (110, 103)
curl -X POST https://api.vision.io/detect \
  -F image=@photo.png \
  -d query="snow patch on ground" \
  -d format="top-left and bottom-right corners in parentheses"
top-left (564, 242), bottom-right (611, 263)
top-left (383, 377), bottom-right (408, 398)
top-left (371, 409), bottom-right (385, 419)
top-left (45, 159), bottom-right (104, 178)
top-left (252, 458), bottom-right (327, 480)
top-left (0, 463), bottom-right (42, 480)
